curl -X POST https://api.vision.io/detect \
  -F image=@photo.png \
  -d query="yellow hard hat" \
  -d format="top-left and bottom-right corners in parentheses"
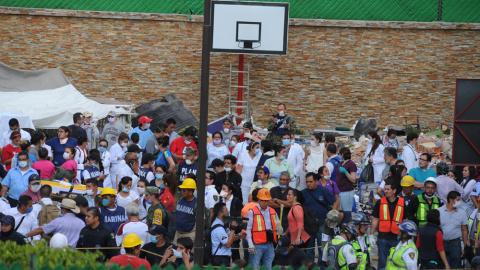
top-left (257, 188), bottom-right (272, 201)
top-left (178, 178), bottom-right (197, 190)
top-left (101, 187), bottom-right (117, 198)
top-left (401, 175), bottom-right (415, 187)
top-left (123, 233), bottom-right (144, 248)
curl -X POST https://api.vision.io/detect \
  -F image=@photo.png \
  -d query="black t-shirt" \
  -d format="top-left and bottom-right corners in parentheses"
top-left (214, 170), bottom-right (243, 199)
top-left (275, 247), bottom-right (308, 269)
top-left (139, 241), bottom-right (177, 266)
top-left (372, 197), bottom-right (408, 240)
top-left (270, 186), bottom-right (292, 230)
top-left (68, 124), bottom-right (87, 139)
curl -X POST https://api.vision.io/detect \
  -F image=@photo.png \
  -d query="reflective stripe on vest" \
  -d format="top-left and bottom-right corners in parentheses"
top-left (416, 195), bottom-right (439, 228)
top-left (387, 240), bottom-right (417, 270)
top-left (379, 197), bottom-right (405, 234)
top-left (251, 206), bottom-right (278, 244)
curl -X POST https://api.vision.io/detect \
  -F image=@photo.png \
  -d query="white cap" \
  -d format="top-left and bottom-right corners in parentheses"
top-left (424, 177), bottom-right (437, 187)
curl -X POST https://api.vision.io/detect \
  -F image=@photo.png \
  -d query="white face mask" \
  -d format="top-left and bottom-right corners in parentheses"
top-left (86, 189), bottom-right (95, 196)
top-left (244, 132), bottom-right (252, 139)
top-left (453, 200), bottom-right (461, 208)
top-left (121, 142), bottom-right (128, 148)
top-left (185, 159), bottom-right (192, 165)
top-left (223, 128), bottom-right (230, 134)
top-left (230, 141), bottom-right (237, 147)
top-left (279, 111), bottom-right (285, 117)
top-left (108, 117), bottom-right (115, 124)
top-left (19, 161), bottom-right (28, 168)
top-left (310, 141), bottom-right (317, 147)
top-left (31, 184), bottom-right (41, 193)
top-left (324, 175), bottom-right (331, 180)
top-left (154, 144), bottom-right (159, 150)
top-left (63, 152), bottom-right (71, 160)
top-left (145, 123), bottom-right (151, 129)
top-left (219, 190), bottom-right (229, 198)
top-left (137, 187), bottom-right (145, 194)
top-left (184, 140), bottom-right (192, 145)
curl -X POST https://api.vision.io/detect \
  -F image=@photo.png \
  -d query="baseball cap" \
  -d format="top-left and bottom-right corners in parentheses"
top-left (276, 235), bottom-right (291, 254)
top-left (0, 215), bottom-right (15, 225)
top-left (83, 111), bottom-right (92, 118)
top-left (29, 174), bottom-right (41, 184)
top-left (257, 166), bottom-right (270, 176)
top-left (107, 111), bottom-right (117, 117)
top-left (400, 175), bottom-right (415, 187)
top-left (243, 122), bottom-right (253, 129)
top-left (325, 210), bottom-right (340, 229)
top-left (138, 116), bottom-right (153, 124)
top-left (148, 225), bottom-right (168, 236)
top-left (185, 147), bottom-right (197, 156)
top-left (209, 159), bottom-right (224, 168)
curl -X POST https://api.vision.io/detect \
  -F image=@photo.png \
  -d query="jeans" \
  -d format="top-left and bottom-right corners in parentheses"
top-left (339, 190), bottom-right (354, 211)
top-left (377, 237), bottom-right (399, 270)
top-left (306, 224), bottom-right (325, 266)
top-left (444, 238), bottom-right (462, 269)
top-left (212, 256), bottom-right (231, 267)
top-left (250, 243), bottom-right (275, 270)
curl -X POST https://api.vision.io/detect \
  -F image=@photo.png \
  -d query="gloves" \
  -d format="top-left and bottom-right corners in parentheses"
top-left (277, 227), bottom-right (284, 235)
top-left (368, 235), bottom-right (376, 247)
top-left (248, 243), bottom-right (257, 255)
top-left (339, 167), bottom-right (348, 175)
top-left (273, 172), bottom-right (281, 178)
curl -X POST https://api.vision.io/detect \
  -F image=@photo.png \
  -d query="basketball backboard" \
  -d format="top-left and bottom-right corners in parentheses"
top-left (211, 1), bottom-right (289, 55)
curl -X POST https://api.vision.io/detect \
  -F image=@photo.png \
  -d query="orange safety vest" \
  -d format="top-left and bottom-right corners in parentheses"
top-left (251, 206), bottom-right (278, 244)
top-left (379, 197), bottom-right (405, 234)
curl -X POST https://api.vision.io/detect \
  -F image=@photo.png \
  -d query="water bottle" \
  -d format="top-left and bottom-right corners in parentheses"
top-left (11, 152), bottom-right (18, 168)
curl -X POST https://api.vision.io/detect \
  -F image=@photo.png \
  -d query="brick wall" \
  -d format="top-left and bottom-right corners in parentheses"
top-left (1, 7), bottom-right (480, 132)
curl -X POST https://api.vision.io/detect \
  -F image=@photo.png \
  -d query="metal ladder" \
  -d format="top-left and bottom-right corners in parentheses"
top-left (229, 63), bottom-right (251, 122)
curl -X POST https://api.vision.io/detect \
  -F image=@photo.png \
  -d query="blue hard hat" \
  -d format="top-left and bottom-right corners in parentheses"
top-left (397, 220), bottom-right (418, 236)
top-left (350, 213), bottom-right (366, 225)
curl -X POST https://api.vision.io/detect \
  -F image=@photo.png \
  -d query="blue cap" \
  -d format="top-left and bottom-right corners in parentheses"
top-left (0, 215), bottom-right (15, 225)
top-left (276, 235), bottom-right (291, 254)
top-left (258, 166), bottom-right (270, 176)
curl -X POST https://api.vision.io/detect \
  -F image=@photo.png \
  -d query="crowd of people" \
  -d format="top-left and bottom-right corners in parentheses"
top-left (0, 104), bottom-right (480, 270)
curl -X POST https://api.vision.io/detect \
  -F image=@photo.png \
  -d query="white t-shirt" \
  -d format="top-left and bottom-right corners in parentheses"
top-left (3, 207), bottom-right (40, 241)
top-left (116, 191), bottom-right (140, 208)
top-left (205, 185), bottom-right (219, 209)
top-left (116, 220), bottom-right (150, 253)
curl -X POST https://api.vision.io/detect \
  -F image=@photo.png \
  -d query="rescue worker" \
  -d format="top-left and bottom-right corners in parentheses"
top-left (350, 212), bottom-right (373, 270)
top-left (143, 186), bottom-right (168, 230)
top-left (406, 177), bottom-right (442, 229)
top-left (246, 188), bottom-right (280, 270)
top-left (109, 233), bottom-right (151, 269)
top-left (77, 207), bottom-right (119, 261)
top-left (322, 224), bottom-right (359, 270)
top-left (386, 220), bottom-right (418, 270)
top-left (99, 187), bottom-right (128, 234)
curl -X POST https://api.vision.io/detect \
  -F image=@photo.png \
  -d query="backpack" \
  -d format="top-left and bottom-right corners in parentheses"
top-left (292, 205), bottom-right (321, 236)
top-left (203, 223), bottom-right (224, 265)
top-left (327, 240), bottom-right (348, 269)
top-left (51, 167), bottom-right (75, 182)
top-left (329, 156), bottom-right (342, 182)
top-left (37, 201), bottom-right (60, 241)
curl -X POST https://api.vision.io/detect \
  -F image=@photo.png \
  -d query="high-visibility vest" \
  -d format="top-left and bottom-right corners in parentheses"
top-left (386, 240), bottom-right (418, 269)
top-left (251, 206), bottom-right (278, 244)
top-left (379, 197), bottom-right (405, 234)
top-left (352, 235), bottom-right (371, 270)
top-left (326, 238), bottom-right (352, 270)
top-left (416, 195), bottom-right (440, 228)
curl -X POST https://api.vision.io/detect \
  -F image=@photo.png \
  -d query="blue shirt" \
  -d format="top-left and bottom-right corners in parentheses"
top-left (409, 167), bottom-right (437, 195)
top-left (211, 218), bottom-right (231, 256)
top-left (177, 161), bottom-right (198, 185)
top-left (176, 197), bottom-right (196, 232)
top-left (274, 114), bottom-right (292, 135)
top-left (46, 137), bottom-right (78, 166)
top-left (100, 205), bottom-right (128, 234)
top-left (129, 127), bottom-right (153, 149)
top-left (302, 185), bottom-right (336, 224)
top-left (2, 167), bottom-right (38, 200)
top-left (155, 150), bottom-right (173, 168)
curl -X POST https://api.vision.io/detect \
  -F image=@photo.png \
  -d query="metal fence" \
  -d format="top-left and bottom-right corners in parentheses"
top-left (0, 0), bottom-right (479, 22)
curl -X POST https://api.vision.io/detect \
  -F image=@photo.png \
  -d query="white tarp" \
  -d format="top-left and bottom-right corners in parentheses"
top-left (0, 111), bottom-right (35, 135)
top-left (0, 62), bottom-right (131, 129)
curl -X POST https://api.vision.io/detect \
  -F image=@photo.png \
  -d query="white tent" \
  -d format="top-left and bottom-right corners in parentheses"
top-left (0, 62), bottom-right (132, 129)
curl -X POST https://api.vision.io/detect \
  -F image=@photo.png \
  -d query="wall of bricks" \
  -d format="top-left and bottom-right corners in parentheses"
top-left (1, 7), bottom-right (480, 132)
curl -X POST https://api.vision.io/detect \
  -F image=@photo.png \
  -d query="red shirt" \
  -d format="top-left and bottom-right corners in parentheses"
top-left (21, 188), bottom-right (41, 203)
top-left (238, 133), bottom-right (247, 142)
top-left (2, 144), bottom-right (21, 171)
top-left (416, 230), bottom-right (444, 251)
top-left (170, 137), bottom-right (198, 163)
top-left (160, 188), bottom-right (175, 213)
top-left (109, 255), bottom-right (151, 269)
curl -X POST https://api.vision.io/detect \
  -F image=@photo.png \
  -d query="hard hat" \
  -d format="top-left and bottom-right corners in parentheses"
top-left (178, 178), bottom-right (197, 190)
top-left (340, 224), bottom-right (358, 238)
top-left (400, 175), bottom-right (415, 187)
top-left (424, 177), bottom-right (437, 187)
top-left (123, 233), bottom-right (144, 248)
top-left (50, 233), bottom-right (68, 249)
top-left (101, 187), bottom-right (117, 197)
top-left (257, 188), bottom-right (272, 201)
top-left (397, 220), bottom-right (418, 236)
top-left (351, 212), bottom-right (369, 225)
top-left (435, 162), bottom-right (450, 176)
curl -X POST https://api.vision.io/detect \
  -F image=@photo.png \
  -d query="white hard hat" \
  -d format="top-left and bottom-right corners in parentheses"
top-left (424, 177), bottom-right (437, 187)
top-left (50, 233), bottom-right (68, 249)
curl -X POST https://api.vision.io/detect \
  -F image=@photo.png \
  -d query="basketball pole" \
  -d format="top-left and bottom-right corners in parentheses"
top-left (237, 54), bottom-right (245, 125)
top-left (194, 0), bottom-right (212, 266)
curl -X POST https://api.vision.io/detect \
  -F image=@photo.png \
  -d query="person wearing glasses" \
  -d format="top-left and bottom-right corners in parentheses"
top-left (410, 153), bottom-right (437, 196)
top-left (46, 126), bottom-right (78, 166)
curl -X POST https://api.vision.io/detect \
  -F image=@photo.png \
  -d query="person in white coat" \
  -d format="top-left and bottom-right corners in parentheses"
top-left (282, 132), bottom-right (304, 189)
top-left (109, 132), bottom-right (129, 189)
top-left (98, 139), bottom-right (111, 187)
top-left (232, 130), bottom-right (261, 159)
top-left (402, 132), bottom-right (419, 173)
top-left (74, 135), bottom-right (89, 182)
top-left (363, 131), bottom-right (385, 183)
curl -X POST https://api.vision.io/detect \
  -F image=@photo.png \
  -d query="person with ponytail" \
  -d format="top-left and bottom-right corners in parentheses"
top-left (364, 130), bottom-right (386, 183)
top-left (116, 176), bottom-right (139, 208)
top-left (318, 166), bottom-right (340, 210)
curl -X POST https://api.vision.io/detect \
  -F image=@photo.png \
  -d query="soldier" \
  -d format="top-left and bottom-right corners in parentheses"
top-left (143, 186), bottom-right (168, 230)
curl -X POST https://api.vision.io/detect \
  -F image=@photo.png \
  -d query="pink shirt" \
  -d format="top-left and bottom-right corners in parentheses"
top-left (32, 160), bottom-right (56, 180)
top-left (60, 159), bottom-right (78, 177)
top-left (287, 204), bottom-right (311, 244)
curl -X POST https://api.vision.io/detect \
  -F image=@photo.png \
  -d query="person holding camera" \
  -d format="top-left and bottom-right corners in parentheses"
top-left (211, 202), bottom-right (246, 267)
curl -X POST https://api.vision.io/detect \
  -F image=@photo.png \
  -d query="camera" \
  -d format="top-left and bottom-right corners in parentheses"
top-left (224, 216), bottom-right (248, 230)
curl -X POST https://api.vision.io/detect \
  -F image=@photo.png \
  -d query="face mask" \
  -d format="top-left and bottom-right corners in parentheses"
top-left (224, 167), bottom-right (232, 172)
top-left (154, 144), bottom-right (159, 150)
top-left (27, 207), bottom-right (33, 214)
top-left (41, 143), bottom-right (45, 148)
top-left (63, 152), bottom-right (70, 160)
top-left (220, 190), bottom-right (229, 198)
top-left (59, 213), bottom-right (64, 217)
top-left (86, 189), bottom-right (95, 196)
top-left (230, 141), bottom-right (237, 147)
top-left (122, 187), bottom-right (130, 193)
top-left (254, 149), bottom-right (261, 155)
top-left (13, 144), bottom-right (19, 148)
top-left (172, 249), bottom-right (183, 258)
top-left (281, 251), bottom-right (288, 256)
top-left (31, 185), bottom-right (41, 193)
top-left (279, 111), bottom-right (285, 117)
top-left (146, 199), bottom-right (153, 204)
top-left (137, 187), bottom-right (145, 194)
top-left (324, 175), bottom-right (331, 180)
top-left (108, 117), bottom-right (115, 124)
top-left (310, 141), bottom-right (317, 147)
top-left (213, 140), bottom-right (221, 145)
top-left (453, 200), bottom-right (461, 208)
top-left (279, 185), bottom-right (287, 189)
top-left (412, 144), bottom-right (416, 149)
top-left (159, 183), bottom-right (164, 189)
top-left (137, 153), bottom-right (141, 159)
top-left (91, 163), bottom-right (97, 168)
top-left (150, 235), bottom-right (158, 244)
top-left (185, 159), bottom-right (192, 165)
top-left (223, 128), bottom-right (230, 134)
top-left (280, 155), bottom-right (286, 160)
top-left (282, 139), bottom-right (291, 146)
top-left (184, 140), bottom-right (192, 145)
top-left (145, 123), bottom-right (151, 129)
top-left (244, 132), bottom-right (252, 139)
top-left (366, 138), bottom-right (372, 144)
top-left (19, 161), bottom-right (28, 168)
top-left (121, 142), bottom-right (128, 148)
top-left (102, 199), bottom-right (110, 207)
top-left (156, 174), bottom-right (164, 179)
top-left (98, 147), bottom-right (106, 152)
top-left (262, 181), bottom-right (267, 184)
top-left (424, 193), bottom-right (434, 199)
top-left (402, 173), bottom-right (407, 177)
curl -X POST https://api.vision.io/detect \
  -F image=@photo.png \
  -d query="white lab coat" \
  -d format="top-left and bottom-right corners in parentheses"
top-left (287, 143), bottom-right (305, 188)
top-left (74, 146), bottom-right (87, 181)
top-left (364, 143), bottom-right (386, 182)
top-left (402, 144), bottom-right (419, 173)
top-left (232, 141), bottom-right (249, 159)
